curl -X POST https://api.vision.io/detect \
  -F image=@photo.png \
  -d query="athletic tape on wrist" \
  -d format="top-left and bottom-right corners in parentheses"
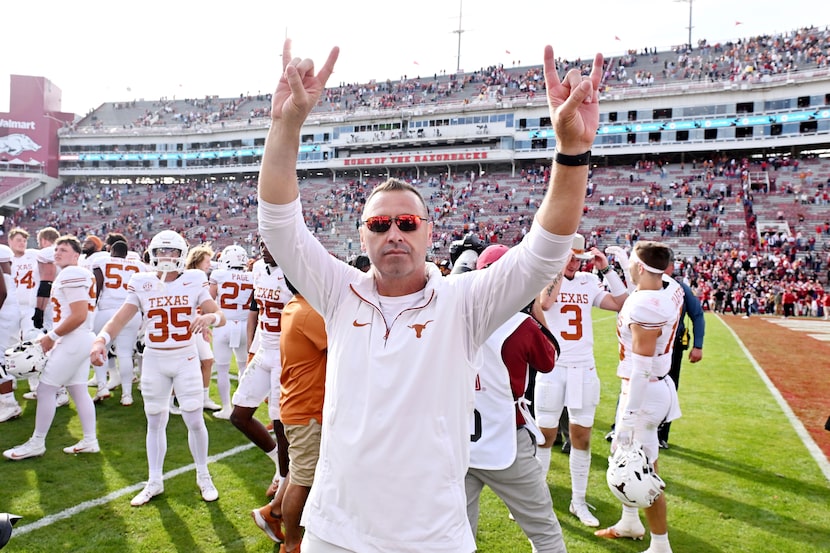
top-left (604, 269), bottom-right (627, 296)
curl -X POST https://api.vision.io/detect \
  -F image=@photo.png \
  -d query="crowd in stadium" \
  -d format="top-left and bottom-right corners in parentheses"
top-left (62, 25), bottom-right (830, 134)
top-left (4, 153), bottom-right (830, 321)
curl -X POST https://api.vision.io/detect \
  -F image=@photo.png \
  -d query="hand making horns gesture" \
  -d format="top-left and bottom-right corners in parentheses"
top-left (271, 39), bottom-right (340, 129)
top-left (543, 47), bottom-right (604, 155)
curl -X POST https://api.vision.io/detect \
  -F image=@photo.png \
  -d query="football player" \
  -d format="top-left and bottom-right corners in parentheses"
top-left (209, 244), bottom-right (255, 419)
top-left (534, 235), bottom-right (628, 527)
top-left (79, 235), bottom-right (107, 271)
top-left (184, 244), bottom-right (219, 412)
top-left (0, 244), bottom-right (23, 423)
top-left (8, 228), bottom-right (40, 339)
top-left (229, 240), bottom-right (292, 497)
top-left (90, 230), bottom-right (226, 506)
top-left (4, 236), bottom-right (99, 460)
top-left (595, 240), bottom-right (684, 553)
top-left (33, 227), bottom-right (60, 335)
top-left (91, 240), bottom-right (146, 405)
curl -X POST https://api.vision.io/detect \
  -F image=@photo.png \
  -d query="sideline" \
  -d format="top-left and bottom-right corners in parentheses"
top-left (13, 442), bottom-right (257, 536)
top-left (718, 315), bottom-right (830, 482)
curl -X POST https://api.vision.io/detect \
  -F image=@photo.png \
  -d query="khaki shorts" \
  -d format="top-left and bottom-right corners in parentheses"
top-left (285, 419), bottom-right (322, 487)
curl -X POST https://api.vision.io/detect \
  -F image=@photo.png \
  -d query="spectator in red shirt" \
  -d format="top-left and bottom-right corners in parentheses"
top-left (782, 288), bottom-right (797, 317)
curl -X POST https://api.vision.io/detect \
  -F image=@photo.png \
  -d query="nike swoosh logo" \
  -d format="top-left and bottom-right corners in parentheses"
top-left (187, 356), bottom-right (196, 361)
top-left (352, 320), bottom-right (371, 327)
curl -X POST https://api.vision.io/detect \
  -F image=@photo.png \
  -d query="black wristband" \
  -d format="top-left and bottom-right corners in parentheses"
top-left (554, 150), bottom-right (591, 166)
top-left (37, 280), bottom-right (53, 298)
top-left (598, 266), bottom-right (611, 275)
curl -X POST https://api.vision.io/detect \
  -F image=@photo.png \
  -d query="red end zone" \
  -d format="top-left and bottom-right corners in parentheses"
top-left (723, 315), bottom-right (830, 461)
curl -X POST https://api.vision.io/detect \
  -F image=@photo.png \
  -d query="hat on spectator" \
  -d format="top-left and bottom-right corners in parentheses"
top-left (571, 234), bottom-right (593, 260)
top-left (476, 244), bottom-right (510, 270)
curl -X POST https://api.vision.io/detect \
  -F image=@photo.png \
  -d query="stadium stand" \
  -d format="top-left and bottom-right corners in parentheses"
top-left (2, 25), bottom-right (829, 312)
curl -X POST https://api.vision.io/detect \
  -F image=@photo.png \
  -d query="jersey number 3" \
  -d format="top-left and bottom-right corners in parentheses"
top-left (559, 304), bottom-right (584, 341)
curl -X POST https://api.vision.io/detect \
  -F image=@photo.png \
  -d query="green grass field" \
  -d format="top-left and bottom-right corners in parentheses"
top-left (2, 312), bottom-right (829, 552)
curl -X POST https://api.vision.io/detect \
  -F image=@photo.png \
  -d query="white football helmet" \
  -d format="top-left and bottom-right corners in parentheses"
top-left (0, 244), bottom-right (13, 263)
top-left (606, 441), bottom-right (666, 508)
top-left (148, 230), bottom-right (188, 273)
top-left (221, 245), bottom-right (248, 270)
top-left (3, 341), bottom-right (47, 380)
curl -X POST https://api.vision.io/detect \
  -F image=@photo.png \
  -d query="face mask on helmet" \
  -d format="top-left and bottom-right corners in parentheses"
top-left (606, 441), bottom-right (666, 508)
top-left (221, 245), bottom-right (248, 271)
top-left (148, 231), bottom-right (188, 273)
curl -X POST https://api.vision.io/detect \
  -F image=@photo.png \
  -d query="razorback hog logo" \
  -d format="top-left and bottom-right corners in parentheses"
top-left (408, 320), bottom-right (434, 338)
top-left (0, 133), bottom-right (42, 156)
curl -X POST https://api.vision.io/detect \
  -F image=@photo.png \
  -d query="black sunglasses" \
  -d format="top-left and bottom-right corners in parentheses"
top-left (363, 214), bottom-right (427, 233)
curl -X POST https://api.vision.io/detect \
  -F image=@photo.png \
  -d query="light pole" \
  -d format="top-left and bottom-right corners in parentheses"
top-left (676, 0), bottom-right (694, 50)
top-left (453, 0), bottom-right (465, 73)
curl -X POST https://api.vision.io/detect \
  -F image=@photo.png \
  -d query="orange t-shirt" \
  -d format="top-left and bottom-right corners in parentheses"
top-left (279, 294), bottom-right (327, 425)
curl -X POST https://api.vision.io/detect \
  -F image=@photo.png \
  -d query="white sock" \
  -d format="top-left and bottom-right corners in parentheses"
top-left (146, 411), bottom-right (170, 477)
top-left (95, 364), bottom-right (108, 388)
top-left (536, 446), bottom-right (552, 477)
top-left (181, 408), bottom-right (209, 467)
top-left (620, 504), bottom-right (641, 527)
top-left (650, 532), bottom-right (672, 552)
top-left (119, 360), bottom-right (134, 397)
top-left (216, 362), bottom-right (231, 407)
top-left (570, 447), bottom-right (591, 504)
top-left (66, 383), bottom-right (97, 440)
top-left (266, 445), bottom-right (280, 468)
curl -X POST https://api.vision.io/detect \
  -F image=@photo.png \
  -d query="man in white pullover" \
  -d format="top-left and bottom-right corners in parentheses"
top-left (257, 38), bottom-right (603, 553)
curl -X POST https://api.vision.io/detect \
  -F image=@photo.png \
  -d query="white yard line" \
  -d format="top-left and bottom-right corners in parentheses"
top-left (718, 315), bottom-right (830, 483)
top-left (593, 314), bottom-right (617, 324)
top-left (13, 442), bottom-right (256, 536)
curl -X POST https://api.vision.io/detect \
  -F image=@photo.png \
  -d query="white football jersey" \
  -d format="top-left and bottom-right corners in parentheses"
top-left (11, 249), bottom-right (41, 307)
top-left (616, 275), bottom-right (684, 380)
top-left (543, 271), bottom-right (609, 365)
top-left (252, 263), bottom-right (293, 350)
top-left (210, 267), bottom-right (255, 323)
top-left (0, 273), bottom-right (21, 334)
top-left (80, 251), bottom-right (108, 272)
top-left (37, 245), bottom-right (55, 265)
top-left (126, 269), bottom-right (212, 348)
top-left (92, 254), bottom-right (147, 311)
top-left (50, 265), bottom-right (96, 332)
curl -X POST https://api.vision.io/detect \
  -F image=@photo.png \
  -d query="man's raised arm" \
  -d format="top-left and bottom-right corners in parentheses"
top-left (534, 47), bottom-right (603, 237)
top-left (258, 39), bottom-right (339, 206)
